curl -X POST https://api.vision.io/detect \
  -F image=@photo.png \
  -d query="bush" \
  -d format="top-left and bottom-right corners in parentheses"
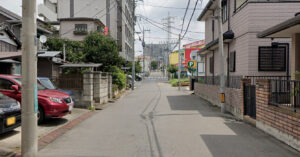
top-left (168, 78), bottom-right (189, 87)
top-left (107, 66), bottom-right (126, 90)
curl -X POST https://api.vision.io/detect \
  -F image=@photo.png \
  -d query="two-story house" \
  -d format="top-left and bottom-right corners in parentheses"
top-left (59, 17), bottom-right (105, 41)
top-left (198, 0), bottom-right (300, 78)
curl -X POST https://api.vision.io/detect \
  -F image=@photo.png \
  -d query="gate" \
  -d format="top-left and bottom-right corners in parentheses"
top-left (244, 84), bottom-right (256, 118)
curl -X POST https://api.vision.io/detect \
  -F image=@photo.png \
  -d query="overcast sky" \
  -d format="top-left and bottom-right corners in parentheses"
top-left (135, 0), bottom-right (208, 56)
top-left (0, 0), bottom-right (208, 56)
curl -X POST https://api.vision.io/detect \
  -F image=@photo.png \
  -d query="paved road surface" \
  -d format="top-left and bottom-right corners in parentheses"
top-left (39, 72), bottom-right (299, 157)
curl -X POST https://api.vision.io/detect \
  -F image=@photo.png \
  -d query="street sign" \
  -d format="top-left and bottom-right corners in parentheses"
top-left (187, 60), bottom-right (197, 68)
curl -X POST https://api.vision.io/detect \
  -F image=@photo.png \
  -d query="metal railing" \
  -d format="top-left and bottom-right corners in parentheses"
top-left (196, 76), bottom-right (242, 89)
top-left (270, 79), bottom-right (300, 112)
top-left (245, 76), bottom-right (290, 85)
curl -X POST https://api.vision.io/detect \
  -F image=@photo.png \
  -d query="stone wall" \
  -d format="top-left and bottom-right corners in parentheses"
top-left (255, 79), bottom-right (300, 151)
top-left (194, 82), bottom-right (244, 119)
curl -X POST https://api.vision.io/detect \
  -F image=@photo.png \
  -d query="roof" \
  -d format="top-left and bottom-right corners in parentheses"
top-left (0, 59), bottom-right (20, 63)
top-left (197, 0), bottom-right (216, 21)
top-left (198, 39), bottom-right (219, 54)
top-left (60, 63), bottom-right (103, 68)
top-left (38, 51), bottom-right (61, 58)
top-left (0, 26), bottom-right (22, 48)
top-left (5, 20), bottom-right (53, 35)
top-left (59, 17), bottom-right (105, 27)
top-left (257, 14), bottom-right (300, 38)
top-left (0, 5), bottom-right (21, 20)
top-left (0, 52), bottom-right (22, 60)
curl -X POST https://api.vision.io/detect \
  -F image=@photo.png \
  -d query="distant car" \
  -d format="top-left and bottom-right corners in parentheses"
top-left (37, 77), bottom-right (74, 97)
top-left (135, 74), bottom-right (142, 81)
top-left (0, 92), bottom-right (21, 134)
top-left (0, 75), bottom-right (74, 124)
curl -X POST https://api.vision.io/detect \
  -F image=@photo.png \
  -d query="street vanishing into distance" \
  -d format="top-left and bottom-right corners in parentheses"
top-left (37, 72), bottom-right (299, 157)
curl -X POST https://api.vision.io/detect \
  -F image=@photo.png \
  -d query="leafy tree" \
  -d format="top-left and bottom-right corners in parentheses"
top-left (168, 65), bottom-right (178, 74)
top-left (44, 37), bottom-right (84, 63)
top-left (135, 59), bottom-right (142, 73)
top-left (151, 61), bottom-right (158, 70)
top-left (83, 32), bottom-right (125, 71)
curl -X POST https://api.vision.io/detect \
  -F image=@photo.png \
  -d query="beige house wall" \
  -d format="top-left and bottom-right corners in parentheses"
top-left (60, 20), bottom-right (98, 41)
top-left (202, 1), bottom-right (300, 77)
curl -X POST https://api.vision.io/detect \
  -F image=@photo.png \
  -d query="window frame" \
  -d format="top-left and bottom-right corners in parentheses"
top-left (258, 46), bottom-right (287, 72)
top-left (209, 56), bottom-right (214, 74)
top-left (229, 51), bottom-right (236, 72)
top-left (0, 78), bottom-right (16, 91)
top-left (222, 0), bottom-right (228, 23)
top-left (74, 24), bottom-right (88, 32)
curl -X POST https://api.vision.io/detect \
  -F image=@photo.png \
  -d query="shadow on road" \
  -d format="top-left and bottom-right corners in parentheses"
top-left (167, 95), bottom-right (221, 117)
top-left (39, 118), bottom-right (68, 127)
top-left (0, 130), bottom-right (20, 140)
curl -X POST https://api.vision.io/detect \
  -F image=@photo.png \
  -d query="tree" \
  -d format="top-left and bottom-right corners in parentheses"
top-left (135, 59), bottom-right (142, 73)
top-left (83, 32), bottom-right (126, 71)
top-left (168, 65), bottom-right (178, 74)
top-left (44, 37), bottom-right (84, 63)
top-left (151, 61), bottom-right (158, 70)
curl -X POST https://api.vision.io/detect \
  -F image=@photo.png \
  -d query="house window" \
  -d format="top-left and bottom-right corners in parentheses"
top-left (258, 46), bottom-right (286, 71)
top-left (210, 56), bottom-right (214, 74)
top-left (234, 0), bottom-right (247, 11)
top-left (222, 0), bottom-right (228, 22)
top-left (75, 24), bottom-right (87, 31)
top-left (229, 51), bottom-right (236, 72)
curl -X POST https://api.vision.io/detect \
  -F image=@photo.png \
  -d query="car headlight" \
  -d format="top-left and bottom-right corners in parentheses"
top-left (49, 97), bottom-right (63, 103)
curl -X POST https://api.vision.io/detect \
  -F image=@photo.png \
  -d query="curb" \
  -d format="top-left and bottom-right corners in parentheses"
top-left (15, 111), bottom-right (95, 157)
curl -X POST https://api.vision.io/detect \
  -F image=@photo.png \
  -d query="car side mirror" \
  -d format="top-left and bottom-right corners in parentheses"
top-left (12, 85), bottom-right (19, 92)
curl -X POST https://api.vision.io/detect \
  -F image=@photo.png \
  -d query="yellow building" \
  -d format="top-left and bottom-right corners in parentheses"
top-left (169, 51), bottom-right (179, 65)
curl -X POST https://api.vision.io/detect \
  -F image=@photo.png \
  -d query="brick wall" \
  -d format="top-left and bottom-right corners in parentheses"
top-left (256, 79), bottom-right (300, 151)
top-left (194, 82), bottom-right (244, 119)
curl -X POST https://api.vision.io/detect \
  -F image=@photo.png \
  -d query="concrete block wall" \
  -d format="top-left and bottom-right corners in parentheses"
top-left (194, 82), bottom-right (244, 119)
top-left (82, 72), bottom-right (94, 108)
top-left (93, 72), bottom-right (102, 103)
top-left (108, 74), bottom-right (113, 99)
top-left (99, 73), bottom-right (108, 104)
top-left (255, 79), bottom-right (300, 151)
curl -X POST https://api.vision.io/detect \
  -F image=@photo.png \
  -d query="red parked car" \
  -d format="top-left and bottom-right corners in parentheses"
top-left (0, 75), bottom-right (74, 123)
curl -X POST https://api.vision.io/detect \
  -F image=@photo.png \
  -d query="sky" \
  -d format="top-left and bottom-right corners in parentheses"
top-left (134, 0), bottom-right (209, 56)
top-left (0, 0), bottom-right (209, 57)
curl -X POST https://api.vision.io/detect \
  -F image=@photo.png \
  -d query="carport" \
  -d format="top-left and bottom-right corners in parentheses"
top-left (258, 13), bottom-right (300, 80)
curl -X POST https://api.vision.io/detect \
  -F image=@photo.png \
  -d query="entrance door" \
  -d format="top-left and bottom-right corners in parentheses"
top-left (244, 85), bottom-right (256, 119)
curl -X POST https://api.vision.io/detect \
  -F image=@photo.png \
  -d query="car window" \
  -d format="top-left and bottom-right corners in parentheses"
top-left (13, 78), bottom-right (47, 90)
top-left (39, 79), bottom-right (56, 89)
top-left (0, 78), bottom-right (15, 90)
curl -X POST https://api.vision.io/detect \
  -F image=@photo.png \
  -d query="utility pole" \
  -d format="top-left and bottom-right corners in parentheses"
top-left (218, 0), bottom-right (226, 113)
top-left (142, 27), bottom-right (150, 74)
top-left (178, 34), bottom-right (181, 91)
top-left (22, 0), bottom-right (38, 156)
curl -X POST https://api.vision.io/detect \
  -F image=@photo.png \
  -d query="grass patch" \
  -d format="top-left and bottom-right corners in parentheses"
top-left (168, 78), bottom-right (189, 87)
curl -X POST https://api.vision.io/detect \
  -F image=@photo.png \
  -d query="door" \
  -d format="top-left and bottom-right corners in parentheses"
top-left (244, 84), bottom-right (256, 119)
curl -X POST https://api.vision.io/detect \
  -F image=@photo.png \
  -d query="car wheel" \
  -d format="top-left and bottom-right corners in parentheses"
top-left (38, 106), bottom-right (45, 124)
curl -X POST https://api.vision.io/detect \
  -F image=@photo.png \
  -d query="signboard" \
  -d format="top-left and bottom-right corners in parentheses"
top-left (187, 60), bottom-right (197, 68)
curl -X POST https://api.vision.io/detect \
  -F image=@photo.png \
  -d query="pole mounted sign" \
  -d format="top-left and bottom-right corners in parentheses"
top-left (187, 60), bottom-right (197, 68)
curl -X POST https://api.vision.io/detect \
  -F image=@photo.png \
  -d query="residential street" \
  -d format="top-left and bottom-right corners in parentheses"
top-left (37, 72), bottom-right (299, 157)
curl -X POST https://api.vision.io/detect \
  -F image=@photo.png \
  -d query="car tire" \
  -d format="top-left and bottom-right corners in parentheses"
top-left (38, 106), bottom-right (45, 124)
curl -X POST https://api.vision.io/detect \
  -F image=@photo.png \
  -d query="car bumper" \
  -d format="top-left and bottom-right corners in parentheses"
top-left (45, 102), bottom-right (74, 118)
top-left (0, 111), bottom-right (21, 134)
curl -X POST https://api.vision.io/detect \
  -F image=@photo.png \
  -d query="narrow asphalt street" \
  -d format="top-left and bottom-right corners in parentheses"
top-left (38, 72), bottom-right (299, 157)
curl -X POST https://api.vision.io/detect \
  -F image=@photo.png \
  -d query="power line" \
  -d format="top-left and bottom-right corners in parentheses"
top-left (138, 15), bottom-right (204, 34)
top-left (180, 0), bottom-right (191, 34)
top-left (136, 3), bottom-right (203, 10)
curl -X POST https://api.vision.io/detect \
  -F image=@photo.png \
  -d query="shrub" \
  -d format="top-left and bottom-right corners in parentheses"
top-left (107, 66), bottom-right (126, 90)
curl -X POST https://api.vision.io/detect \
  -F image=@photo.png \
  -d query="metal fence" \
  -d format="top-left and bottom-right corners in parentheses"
top-left (270, 79), bottom-right (300, 112)
top-left (245, 76), bottom-right (290, 85)
top-left (196, 76), bottom-right (242, 89)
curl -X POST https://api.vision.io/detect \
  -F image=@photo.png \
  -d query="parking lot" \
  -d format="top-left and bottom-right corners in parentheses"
top-left (0, 108), bottom-right (89, 151)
